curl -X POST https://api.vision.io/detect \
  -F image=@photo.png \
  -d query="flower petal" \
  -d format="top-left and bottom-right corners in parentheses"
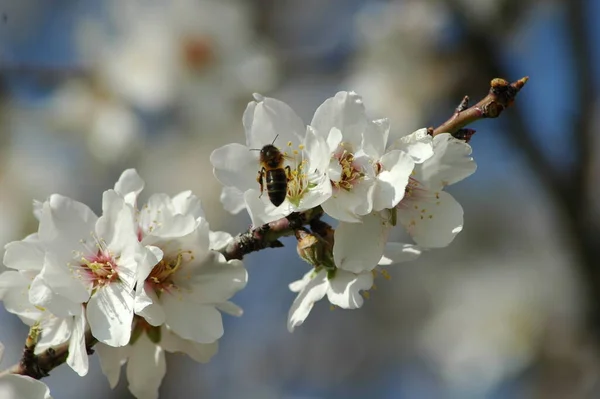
top-left (0, 375), bottom-right (53, 399)
top-left (161, 327), bottom-right (219, 363)
top-left (126, 334), bottom-right (166, 399)
top-left (378, 243), bottom-right (422, 265)
top-left (334, 213), bottom-right (390, 273)
top-left (114, 169), bottom-right (145, 207)
top-left (326, 270), bottom-right (373, 309)
top-left (244, 189), bottom-right (292, 227)
top-left (399, 191), bottom-right (464, 248)
top-left (163, 297), bottom-right (224, 344)
top-left (96, 343), bottom-right (127, 388)
top-left (388, 128), bottom-right (434, 164)
top-left (86, 283), bottom-right (134, 347)
top-left (415, 133), bottom-right (476, 190)
top-left (372, 150), bottom-right (414, 211)
top-left (311, 91), bottom-right (367, 147)
top-left (243, 95), bottom-right (305, 150)
top-left (361, 118), bottom-right (389, 159)
top-left (171, 191), bottom-right (204, 220)
top-left (3, 237), bottom-right (44, 271)
top-left (211, 143), bottom-right (260, 192)
top-left (220, 186), bottom-right (246, 214)
top-left (67, 310), bottom-right (89, 376)
top-left (287, 269), bottom-right (328, 332)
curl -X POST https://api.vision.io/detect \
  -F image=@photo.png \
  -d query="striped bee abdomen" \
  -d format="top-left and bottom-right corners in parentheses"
top-left (265, 168), bottom-right (287, 206)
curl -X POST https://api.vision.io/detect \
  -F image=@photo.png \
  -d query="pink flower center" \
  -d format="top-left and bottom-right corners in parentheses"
top-left (79, 251), bottom-right (119, 289)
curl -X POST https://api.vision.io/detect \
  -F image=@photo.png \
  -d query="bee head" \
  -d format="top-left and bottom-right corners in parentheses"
top-left (260, 144), bottom-right (283, 167)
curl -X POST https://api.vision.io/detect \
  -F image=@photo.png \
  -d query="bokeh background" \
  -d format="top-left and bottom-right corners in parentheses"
top-left (0, 0), bottom-right (599, 398)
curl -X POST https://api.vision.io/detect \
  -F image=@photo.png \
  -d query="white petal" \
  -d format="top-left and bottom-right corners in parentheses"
top-left (311, 91), bottom-right (366, 147)
top-left (416, 133), bottom-right (476, 190)
top-left (211, 143), bottom-right (260, 192)
top-left (86, 283), bottom-right (134, 347)
top-left (171, 191), bottom-right (204, 220)
top-left (0, 271), bottom-right (44, 324)
top-left (36, 316), bottom-right (72, 352)
top-left (96, 343), bottom-right (127, 388)
top-left (243, 96), bottom-right (305, 150)
top-left (38, 194), bottom-right (98, 249)
top-left (177, 252), bottom-right (247, 304)
top-left (378, 243), bottom-right (422, 265)
top-left (161, 327), bottom-right (219, 363)
top-left (326, 270), bottom-right (373, 309)
top-left (244, 189), bottom-right (292, 227)
top-left (37, 252), bottom-right (90, 306)
top-left (135, 286), bottom-right (166, 327)
top-left (388, 128), bottom-right (434, 164)
top-left (67, 310), bottom-right (89, 376)
top-left (114, 169), bottom-right (145, 207)
top-left (361, 118), bottom-right (389, 159)
top-left (29, 275), bottom-right (81, 318)
top-left (321, 178), bottom-right (374, 222)
top-left (399, 191), bottom-right (464, 248)
top-left (0, 375), bottom-right (53, 399)
top-left (164, 299), bottom-right (224, 344)
top-left (326, 127), bottom-right (343, 153)
top-left (3, 239), bottom-right (44, 271)
top-left (287, 269), bottom-right (328, 332)
top-left (98, 191), bottom-right (138, 254)
top-left (304, 126), bottom-right (331, 173)
top-left (334, 213), bottom-right (390, 273)
top-left (209, 231), bottom-right (233, 252)
top-left (372, 150), bottom-right (414, 211)
top-left (215, 301), bottom-right (243, 317)
top-left (126, 334), bottom-right (166, 399)
top-left (220, 186), bottom-right (246, 214)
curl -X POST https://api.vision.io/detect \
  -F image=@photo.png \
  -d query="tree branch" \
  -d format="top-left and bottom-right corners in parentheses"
top-left (432, 77), bottom-right (529, 137)
top-left (0, 330), bottom-right (97, 379)
top-left (220, 206), bottom-right (324, 261)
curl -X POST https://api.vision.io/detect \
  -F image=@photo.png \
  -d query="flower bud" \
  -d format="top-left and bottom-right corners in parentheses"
top-left (295, 228), bottom-right (335, 270)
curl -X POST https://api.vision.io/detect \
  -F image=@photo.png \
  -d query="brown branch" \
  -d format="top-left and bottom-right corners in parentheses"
top-left (1, 330), bottom-right (97, 379)
top-left (432, 77), bottom-right (529, 137)
top-left (221, 206), bottom-right (324, 261)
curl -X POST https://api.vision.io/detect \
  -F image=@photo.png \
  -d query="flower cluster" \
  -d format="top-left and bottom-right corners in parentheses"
top-left (211, 91), bottom-right (476, 331)
top-left (0, 170), bottom-right (247, 399)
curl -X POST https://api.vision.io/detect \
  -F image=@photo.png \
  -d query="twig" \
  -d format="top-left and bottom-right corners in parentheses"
top-left (221, 207), bottom-right (324, 261)
top-left (432, 77), bottom-right (529, 137)
top-left (1, 330), bottom-right (97, 379)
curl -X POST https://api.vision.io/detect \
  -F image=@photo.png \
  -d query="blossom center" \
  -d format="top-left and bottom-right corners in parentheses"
top-left (282, 142), bottom-right (312, 207)
top-left (71, 234), bottom-right (120, 289)
top-left (146, 250), bottom-right (193, 296)
top-left (332, 150), bottom-right (363, 190)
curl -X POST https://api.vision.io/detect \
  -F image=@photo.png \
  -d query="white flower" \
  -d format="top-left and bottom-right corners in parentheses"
top-left (211, 94), bottom-right (331, 226)
top-left (114, 169), bottom-right (248, 344)
top-left (9, 191), bottom-right (150, 348)
top-left (287, 267), bottom-right (373, 332)
top-left (288, 243), bottom-right (421, 331)
top-left (0, 343), bottom-right (53, 399)
top-left (1, 235), bottom-right (89, 376)
top-left (390, 132), bottom-right (477, 247)
top-left (96, 320), bottom-right (217, 399)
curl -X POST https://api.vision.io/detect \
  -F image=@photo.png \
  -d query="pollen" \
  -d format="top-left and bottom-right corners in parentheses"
top-left (146, 250), bottom-right (194, 296)
top-left (331, 150), bottom-right (364, 191)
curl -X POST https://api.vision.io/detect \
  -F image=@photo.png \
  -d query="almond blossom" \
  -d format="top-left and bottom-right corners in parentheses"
top-left (113, 169), bottom-right (248, 344)
top-left (389, 132), bottom-right (477, 248)
top-left (211, 94), bottom-right (332, 226)
top-left (287, 243), bottom-right (421, 331)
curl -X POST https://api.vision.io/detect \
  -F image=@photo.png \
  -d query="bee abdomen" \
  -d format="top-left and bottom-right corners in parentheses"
top-left (266, 168), bottom-right (287, 206)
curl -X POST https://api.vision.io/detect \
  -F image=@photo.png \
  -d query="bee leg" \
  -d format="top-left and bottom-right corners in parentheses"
top-left (256, 168), bottom-right (266, 198)
top-left (284, 165), bottom-right (292, 181)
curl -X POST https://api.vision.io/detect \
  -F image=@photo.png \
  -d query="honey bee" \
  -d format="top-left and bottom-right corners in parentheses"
top-left (253, 135), bottom-right (291, 207)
